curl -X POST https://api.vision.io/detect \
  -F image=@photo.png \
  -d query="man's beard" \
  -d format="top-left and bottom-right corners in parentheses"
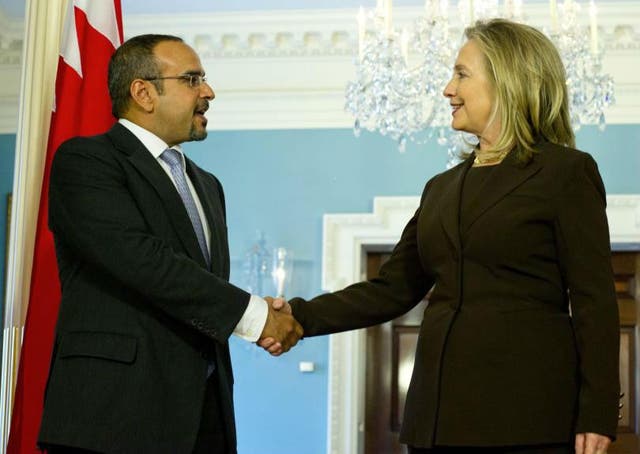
top-left (189, 125), bottom-right (208, 142)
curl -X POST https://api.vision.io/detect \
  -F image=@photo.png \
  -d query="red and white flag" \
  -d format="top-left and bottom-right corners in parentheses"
top-left (7, 2), bottom-right (123, 452)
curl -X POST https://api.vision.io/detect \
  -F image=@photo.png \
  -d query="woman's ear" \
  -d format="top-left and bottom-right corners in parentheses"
top-left (129, 79), bottom-right (155, 113)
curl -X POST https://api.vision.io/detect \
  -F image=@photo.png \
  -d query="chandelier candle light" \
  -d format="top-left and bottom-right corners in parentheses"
top-left (590, 1), bottom-right (598, 55)
top-left (272, 247), bottom-right (293, 298)
top-left (345, 0), bottom-right (614, 164)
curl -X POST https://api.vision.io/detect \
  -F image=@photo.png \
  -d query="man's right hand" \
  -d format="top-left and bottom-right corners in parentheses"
top-left (258, 298), bottom-right (302, 356)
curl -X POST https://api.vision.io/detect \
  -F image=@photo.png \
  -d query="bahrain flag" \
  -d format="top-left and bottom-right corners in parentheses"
top-left (7, 1), bottom-right (123, 452)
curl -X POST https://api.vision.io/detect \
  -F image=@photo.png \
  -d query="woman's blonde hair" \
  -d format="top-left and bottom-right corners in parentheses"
top-left (464, 18), bottom-right (575, 160)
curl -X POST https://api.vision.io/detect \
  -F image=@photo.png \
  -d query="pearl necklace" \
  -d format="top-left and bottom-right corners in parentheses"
top-left (473, 149), bottom-right (510, 166)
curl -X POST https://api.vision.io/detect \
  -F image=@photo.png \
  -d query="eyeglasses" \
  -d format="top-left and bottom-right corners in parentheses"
top-left (143, 74), bottom-right (207, 89)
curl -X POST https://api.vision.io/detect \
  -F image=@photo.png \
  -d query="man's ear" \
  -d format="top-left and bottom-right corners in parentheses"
top-left (129, 79), bottom-right (155, 113)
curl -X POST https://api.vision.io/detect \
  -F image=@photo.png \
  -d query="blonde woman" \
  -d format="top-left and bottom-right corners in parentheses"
top-left (264, 19), bottom-right (619, 454)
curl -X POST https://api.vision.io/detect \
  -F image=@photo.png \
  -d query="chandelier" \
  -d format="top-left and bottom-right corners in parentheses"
top-left (344, 0), bottom-right (614, 164)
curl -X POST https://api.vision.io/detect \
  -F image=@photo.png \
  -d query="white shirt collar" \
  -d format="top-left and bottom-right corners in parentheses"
top-left (118, 118), bottom-right (184, 160)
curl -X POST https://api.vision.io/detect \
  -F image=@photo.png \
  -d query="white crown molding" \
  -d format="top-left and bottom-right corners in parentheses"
top-left (322, 193), bottom-right (640, 454)
top-left (1, 3), bottom-right (640, 133)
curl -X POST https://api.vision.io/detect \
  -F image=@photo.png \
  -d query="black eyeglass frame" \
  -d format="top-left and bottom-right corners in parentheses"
top-left (143, 74), bottom-right (207, 88)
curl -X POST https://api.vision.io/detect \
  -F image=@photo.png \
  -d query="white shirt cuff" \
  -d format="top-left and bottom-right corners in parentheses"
top-left (233, 294), bottom-right (268, 342)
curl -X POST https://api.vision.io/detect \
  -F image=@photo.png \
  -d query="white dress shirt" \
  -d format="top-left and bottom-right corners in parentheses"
top-left (119, 119), bottom-right (268, 341)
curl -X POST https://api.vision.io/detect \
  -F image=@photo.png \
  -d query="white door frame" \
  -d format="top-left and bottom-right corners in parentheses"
top-left (322, 194), bottom-right (640, 454)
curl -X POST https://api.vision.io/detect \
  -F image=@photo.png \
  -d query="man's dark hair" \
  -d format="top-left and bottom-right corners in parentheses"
top-left (108, 34), bottom-right (183, 118)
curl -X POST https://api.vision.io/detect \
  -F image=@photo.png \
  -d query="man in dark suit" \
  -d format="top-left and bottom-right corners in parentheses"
top-left (37, 34), bottom-right (302, 454)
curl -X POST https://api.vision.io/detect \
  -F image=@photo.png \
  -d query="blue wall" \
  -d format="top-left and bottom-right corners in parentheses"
top-left (0, 134), bottom-right (16, 342)
top-left (577, 125), bottom-right (640, 194)
top-left (0, 125), bottom-right (638, 453)
top-left (186, 129), bottom-right (450, 454)
top-left (179, 124), bottom-right (640, 454)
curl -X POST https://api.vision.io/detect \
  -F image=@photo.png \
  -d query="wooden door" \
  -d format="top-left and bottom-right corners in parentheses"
top-left (364, 252), bottom-right (428, 454)
top-left (364, 251), bottom-right (639, 454)
top-left (610, 251), bottom-right (639, 454)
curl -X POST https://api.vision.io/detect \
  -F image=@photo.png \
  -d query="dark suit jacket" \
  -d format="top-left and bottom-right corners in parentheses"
top-left (291, 141), bottom-right (620, 448)
top-left (38, 123), bottom-right (249, 453)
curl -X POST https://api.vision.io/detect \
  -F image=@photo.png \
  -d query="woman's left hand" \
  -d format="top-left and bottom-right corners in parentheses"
top-left (575, 432), bottom-right (612, 454)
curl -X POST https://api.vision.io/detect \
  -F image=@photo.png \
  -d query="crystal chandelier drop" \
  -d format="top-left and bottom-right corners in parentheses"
top-left (344, 0), bottom-right (614, 164)
top-left (549, 0), bottom-right (614, 130)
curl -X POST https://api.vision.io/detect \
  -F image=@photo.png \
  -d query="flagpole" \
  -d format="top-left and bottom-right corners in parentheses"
top-left (0, 0), bottom-right (67, 450)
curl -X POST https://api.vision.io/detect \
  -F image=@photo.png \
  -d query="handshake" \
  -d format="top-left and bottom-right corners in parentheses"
top-left (257, 297), bottom-right (302, 356)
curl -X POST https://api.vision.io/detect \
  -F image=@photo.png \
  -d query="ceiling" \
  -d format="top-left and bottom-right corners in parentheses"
top-left (0, 0), bottom-right (628, 18)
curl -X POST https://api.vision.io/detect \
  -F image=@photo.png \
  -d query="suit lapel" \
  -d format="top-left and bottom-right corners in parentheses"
top-left (461, 150), bottom-right (542, 235)
top-left (185, 159), bottom-right (225, 273)
top-left (439, 157), bottom-right (473, 252)
top-left (106, 124), bottom-right (208, 268)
